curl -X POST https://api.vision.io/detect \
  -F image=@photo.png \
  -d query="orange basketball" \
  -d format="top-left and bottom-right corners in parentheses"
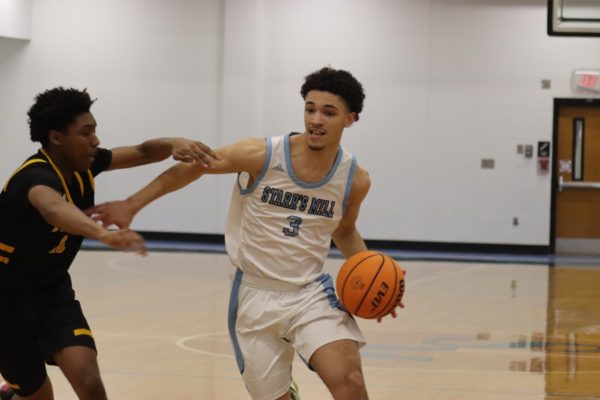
top-left (336, 251), bottom-right (405, 319)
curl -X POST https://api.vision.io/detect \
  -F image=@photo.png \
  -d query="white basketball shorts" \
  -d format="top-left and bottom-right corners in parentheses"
top-left (227, 269), bottom-right (366, 400)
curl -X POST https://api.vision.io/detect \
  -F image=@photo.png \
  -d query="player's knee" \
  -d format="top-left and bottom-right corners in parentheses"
top-left (73, 373), bottom-right (107, 400)
top-left (330, 368), bottom-right (366, 399)
top-left (345, 369), bottom-right (366, 392)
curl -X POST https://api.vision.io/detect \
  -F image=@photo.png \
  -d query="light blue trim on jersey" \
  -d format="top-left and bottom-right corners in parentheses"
top-left (315, 273), bottom-right (345, 311)
top-left (284, 133), bottom-right (342, 189)
top-left (228, 269), bottom-right (245, 373)
top-left (342, 155), bottom-right (357, 214)
top-left (297, 351), bottom-right (311, 370)
top-left (239, 137), bottom-right (272, 195)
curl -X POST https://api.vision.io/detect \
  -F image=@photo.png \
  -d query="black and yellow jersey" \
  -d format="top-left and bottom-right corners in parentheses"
top-left (0, 148), bottom-right (112, 287)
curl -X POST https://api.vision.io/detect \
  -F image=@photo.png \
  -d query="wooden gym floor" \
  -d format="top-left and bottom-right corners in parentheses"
top-left (42, 250), bottom-right (600, 399)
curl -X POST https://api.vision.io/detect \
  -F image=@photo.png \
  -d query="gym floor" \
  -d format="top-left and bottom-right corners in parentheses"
top-left (46, 249), bottom-right (600, 399)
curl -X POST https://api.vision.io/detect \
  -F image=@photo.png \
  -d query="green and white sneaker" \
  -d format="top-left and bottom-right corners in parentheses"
top-left (290, 380), bottom-right (300, 400)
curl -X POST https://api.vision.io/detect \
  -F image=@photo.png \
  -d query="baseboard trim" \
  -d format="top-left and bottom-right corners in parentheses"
top-left (135, 231), bottom-right (549, 255)
top-left (139, 231), bottom-right (225, 244)
top-left (365, 240), bottom-right (549, 255)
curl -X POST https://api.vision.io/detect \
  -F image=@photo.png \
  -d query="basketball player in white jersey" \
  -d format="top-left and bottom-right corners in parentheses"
top-left (89, 67), bottom-right (401, 400)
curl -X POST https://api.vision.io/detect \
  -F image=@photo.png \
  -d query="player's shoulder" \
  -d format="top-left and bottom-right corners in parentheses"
top-left (235, 137), bottom-right (268, 149)
top-left (352, 164), bottom-right (371, 193)
top-left (10, 158), bottom-right (56, 184)
top-left (219, 137), bottom-right (269, 174)
top-left (2, 157), bottom-right (60, 203)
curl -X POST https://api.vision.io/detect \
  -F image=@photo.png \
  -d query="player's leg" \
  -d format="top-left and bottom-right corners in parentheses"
top-left (310, 339), bottom-right (368, 400)
top-left (290, 273), bottom-right (367, 400)
top-left (52, 346), bottom-right (106, 400)
top-left (36, 278), bottom-right (106, 400)
top-left (0, 326), bottom-right (54, 400)
top-left (228, 270), bottom-right (297, 399)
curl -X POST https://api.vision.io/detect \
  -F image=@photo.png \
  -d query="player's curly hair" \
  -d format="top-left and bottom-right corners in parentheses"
top-left (27, 87), bottom-right (96, 146)
top-left (300, 67), bottom-right (365, 121)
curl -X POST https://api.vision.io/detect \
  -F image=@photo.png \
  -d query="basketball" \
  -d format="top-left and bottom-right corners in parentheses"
top-left (336, 251), bottom-right (405, 319)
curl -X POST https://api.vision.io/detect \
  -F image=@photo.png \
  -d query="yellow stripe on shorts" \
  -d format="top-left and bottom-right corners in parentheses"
top-left (0, 241), bottom-right (15, 253)
top-left (73, 328), bottom-right (93, 337)
top-left (5, 380), bottom-right (21, 390)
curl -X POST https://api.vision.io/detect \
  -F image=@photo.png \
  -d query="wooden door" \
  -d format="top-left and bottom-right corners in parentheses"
top-left (555, 105), bottom-right (600, 254)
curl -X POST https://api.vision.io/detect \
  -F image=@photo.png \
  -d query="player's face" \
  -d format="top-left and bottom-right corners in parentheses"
top-left (304, 90), bottom-right (356, 151)
top-left (60, 112), bottom-right (100, 171)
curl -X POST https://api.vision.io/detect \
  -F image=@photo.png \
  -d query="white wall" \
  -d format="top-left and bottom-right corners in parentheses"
top-left (0, 0), bottom-right (32, 40)
top-left (0, 0), bottom-right (225, 233)
top-left (2, 0), bottom-right (600, 245)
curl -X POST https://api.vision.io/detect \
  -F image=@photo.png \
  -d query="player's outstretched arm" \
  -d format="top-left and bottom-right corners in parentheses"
top-left (331, 166), bottom-right (371, 259)
top-left (89, 138), bottom-right (267, 228)
top-left (90, 161), bottom-right (206, 228)
top-left (107, 137), bottom-right (221, 170)
top-left (28, 185), bottom-right (147, 255)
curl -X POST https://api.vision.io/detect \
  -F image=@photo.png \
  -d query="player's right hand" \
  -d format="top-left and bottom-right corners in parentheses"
top-left (87, 200), bottom-right (135, 229)
top-left (170, 138), bottom-right (221, 167)
top-left (98, 228), bottom-right (147, 256)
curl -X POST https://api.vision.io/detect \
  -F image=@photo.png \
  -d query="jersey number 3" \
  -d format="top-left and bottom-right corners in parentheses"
top-left (283, 215), bottom-right (303, 237)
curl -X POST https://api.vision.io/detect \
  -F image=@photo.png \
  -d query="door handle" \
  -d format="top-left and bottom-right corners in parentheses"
top-left (558, 175), bottom-right (600, 191)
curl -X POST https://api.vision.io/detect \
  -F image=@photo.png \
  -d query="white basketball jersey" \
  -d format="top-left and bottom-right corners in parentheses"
top-left (225, 133), bottom-right (357, 286)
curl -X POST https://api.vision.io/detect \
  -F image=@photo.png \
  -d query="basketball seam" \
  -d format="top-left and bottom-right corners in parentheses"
top-left (353, 254), bottom-right (385, 316)
top-left (373, 258), bottom-right (399, 319)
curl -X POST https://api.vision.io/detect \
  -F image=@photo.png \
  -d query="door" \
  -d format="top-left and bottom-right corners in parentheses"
top-left (554, 102), bottom-right (600, 254)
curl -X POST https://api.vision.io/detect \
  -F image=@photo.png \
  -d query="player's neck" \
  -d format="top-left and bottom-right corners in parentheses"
top-left (42, 147), bottom-right (75, 180)
top-left (290, 133), bottom-right (340, 182)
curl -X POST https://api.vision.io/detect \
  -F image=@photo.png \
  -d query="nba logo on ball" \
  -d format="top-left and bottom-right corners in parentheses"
top-left (350, 276), bottom-right (365, 290)
top-left (336, 251), bottom-right (405, 319)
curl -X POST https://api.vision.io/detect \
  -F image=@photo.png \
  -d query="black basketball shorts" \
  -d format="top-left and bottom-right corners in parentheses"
top-left (0, 277), bottom-right (97, 396)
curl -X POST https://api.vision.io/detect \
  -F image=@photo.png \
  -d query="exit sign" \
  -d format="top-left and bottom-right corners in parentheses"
top-left (573, 70), bottom-right (600, 92)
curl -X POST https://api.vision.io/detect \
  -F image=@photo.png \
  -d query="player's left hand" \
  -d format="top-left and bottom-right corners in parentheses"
top-left (99, 228), bottom-right (147, 256)
top-left (86, 200), bottom-right (135, 229)
top-left (377, 268), bottom-right (406, 323)
top-left (377, 301), bottom-right (404, 323)
top-left (170, 138), bottom-right (221, 167)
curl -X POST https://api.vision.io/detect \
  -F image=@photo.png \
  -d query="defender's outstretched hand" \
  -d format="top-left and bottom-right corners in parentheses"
top-left (87, 200), bottom-right (136, 229)
top-left (98, 228), bottom-right (147, 255)
top-left (170, 138), bottom-right (221, 166)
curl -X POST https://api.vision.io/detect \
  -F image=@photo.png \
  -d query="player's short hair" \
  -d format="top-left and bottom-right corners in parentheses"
top-left (300, 67), bottom-right (365, 121)
top-left (28, 87), bottom-right (96, 146)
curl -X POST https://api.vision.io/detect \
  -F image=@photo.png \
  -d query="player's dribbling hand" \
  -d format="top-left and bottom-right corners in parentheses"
top-left (170, 138), bottom-right (221, 167)
top-left (86, 200), bottom-right (135, 229)
top-left (99, 228), bottom-right (147, 256)
top-left (377, 268), bottom-right (406, 323)
top-left (377, 301), bottom-right (405, 323)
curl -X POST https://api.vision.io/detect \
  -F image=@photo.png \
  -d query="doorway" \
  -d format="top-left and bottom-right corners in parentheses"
top-left (552, 98), bottom-right (600, 255)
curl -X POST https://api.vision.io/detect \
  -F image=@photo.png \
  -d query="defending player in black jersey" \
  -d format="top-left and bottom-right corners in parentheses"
top-left (0, 87), bottom-right (218, 400)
